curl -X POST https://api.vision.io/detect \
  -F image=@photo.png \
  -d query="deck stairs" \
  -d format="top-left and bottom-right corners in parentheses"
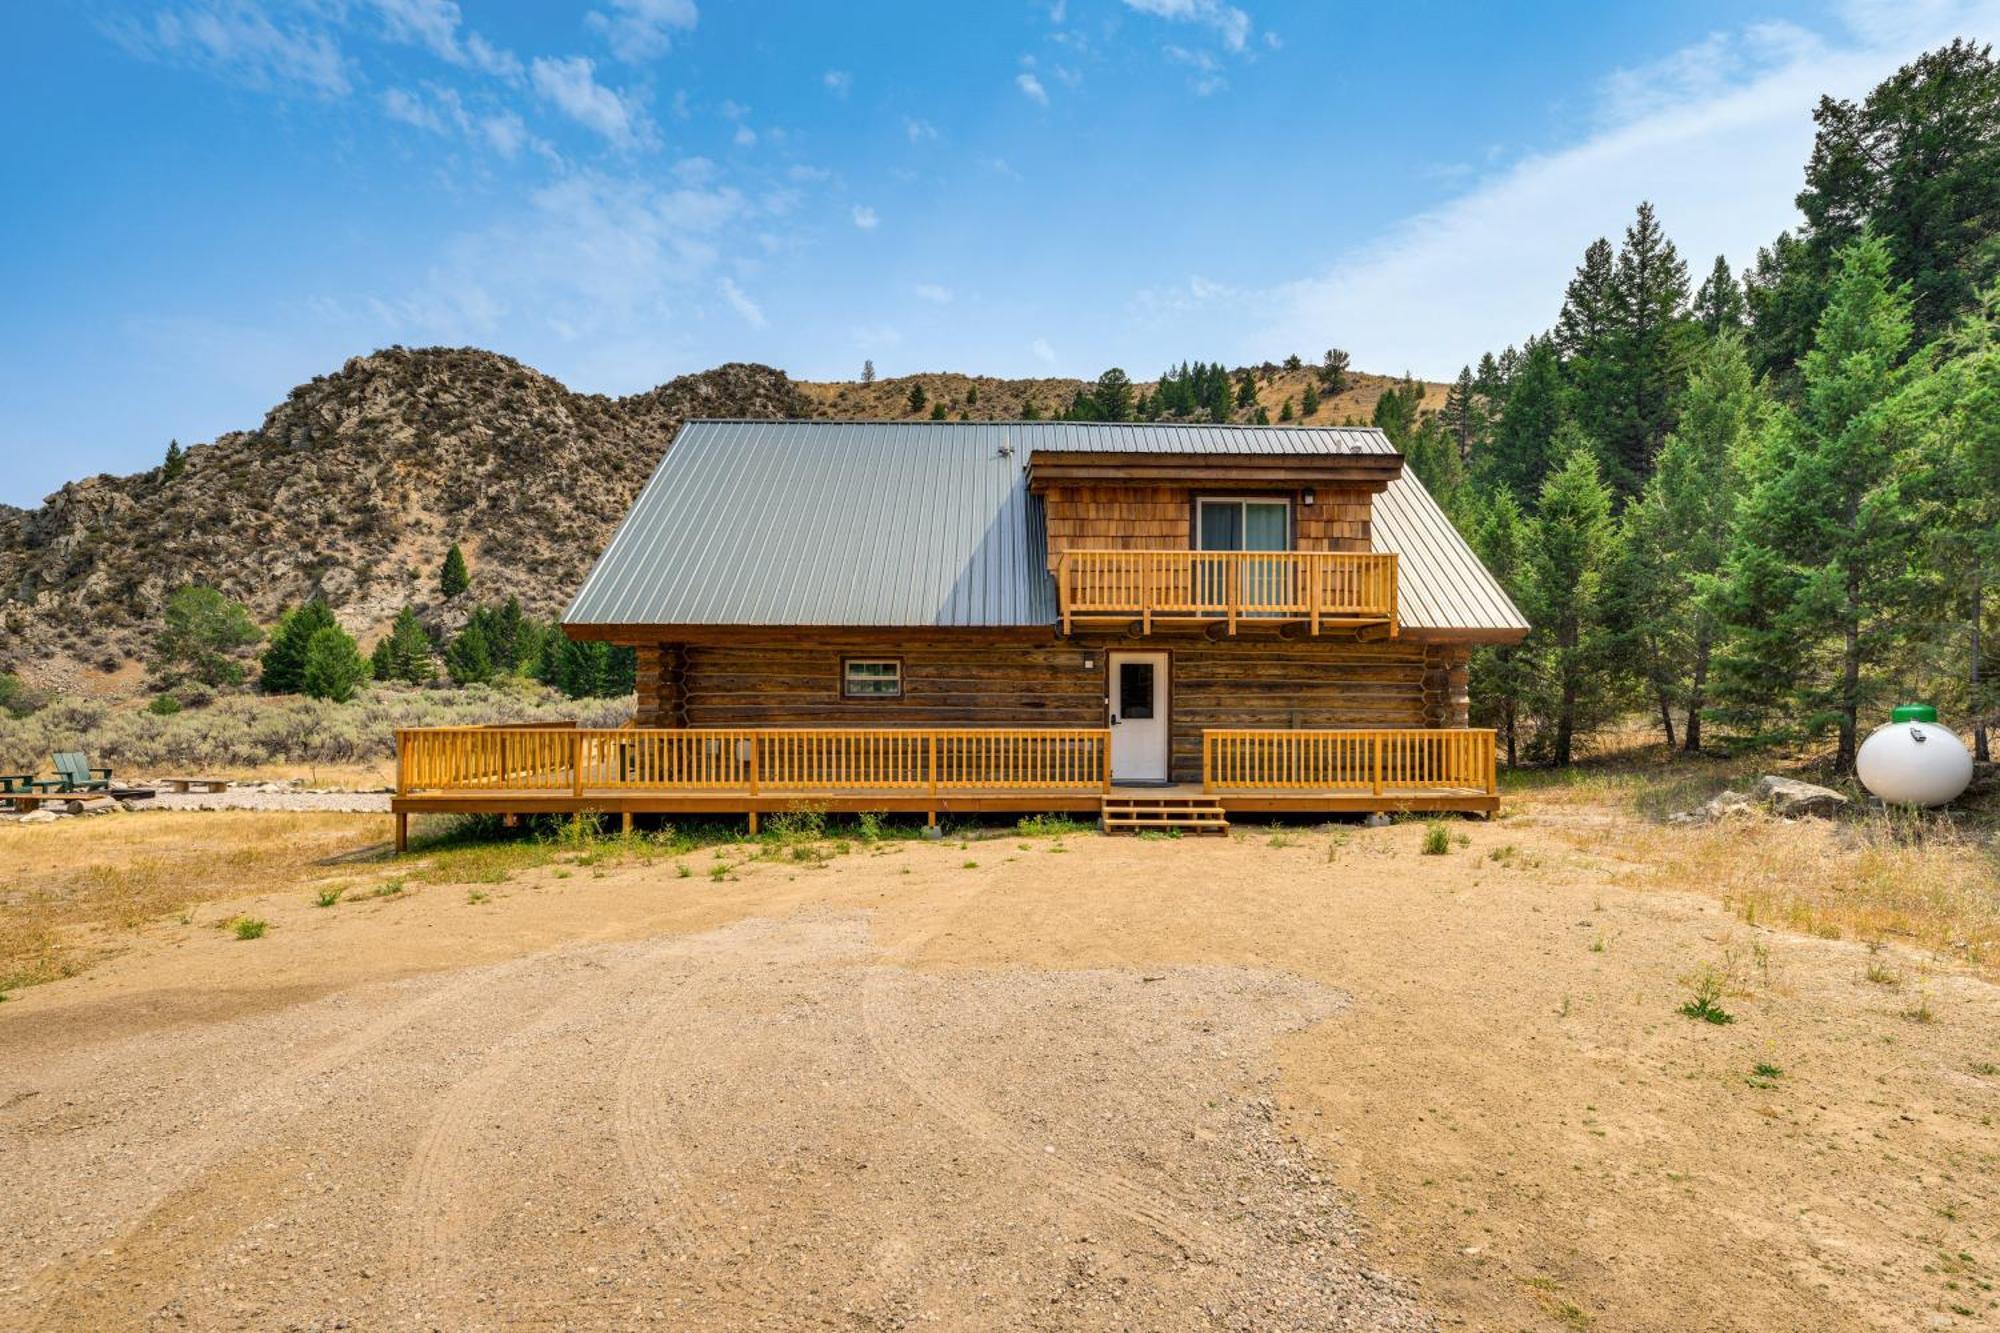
top-left (1100, 789), bottom-right (1229, 835)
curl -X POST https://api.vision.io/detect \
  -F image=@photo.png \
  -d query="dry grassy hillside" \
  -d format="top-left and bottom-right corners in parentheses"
top-left (797, 366), bottom-right (1445, 426)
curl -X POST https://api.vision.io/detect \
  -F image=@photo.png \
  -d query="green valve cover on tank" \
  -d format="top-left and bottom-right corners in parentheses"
top-left (1890, 704), bottom-right (1937, 723)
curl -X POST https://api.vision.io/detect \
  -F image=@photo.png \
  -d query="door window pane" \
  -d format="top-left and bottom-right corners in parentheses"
top-left (1197, 500), bottom-right (1288, 551)
top-left (1198, 502), bottom-right (1240, 551)
top-left (1117, 662), bottom-right (1154, 719)
top-left (1243, 502), bottom-right (1289, 550)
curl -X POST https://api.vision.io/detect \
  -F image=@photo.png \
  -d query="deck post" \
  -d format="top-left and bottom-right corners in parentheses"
top-left (621, 811), bottom-right (633, 836)
top-left (394, 811), bottom-right (408, 855)
top-left (1226, 559), bottom-right (1239, 636)
top-left (1371, 732), bottom-right (1383, 798)
top-left (1140, 554), bottom-right (1152, 637)
top-left (1308, 555), bottom-right (1321, 637)
top-left (749, 734), bottom-right (761, 797)
top-left (1059, 553), bottom-right (1073, 637)
top-left (571, 731), bottom-right (585, 799)
top-left (748, 809), bottom-right (759, 836)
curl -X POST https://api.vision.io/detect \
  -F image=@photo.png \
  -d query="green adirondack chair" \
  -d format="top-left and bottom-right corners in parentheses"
top-left (34, 752), bottom-right (113, 793)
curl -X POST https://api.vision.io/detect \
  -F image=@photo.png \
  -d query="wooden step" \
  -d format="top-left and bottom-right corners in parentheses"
top-left (1100, 794), bottom-right (1229, 836)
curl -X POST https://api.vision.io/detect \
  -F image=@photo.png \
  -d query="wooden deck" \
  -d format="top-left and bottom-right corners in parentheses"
top-left (1056, 550), bottom-right (1397, 637)
top-left (391, 725), bottom-right (1498, 848)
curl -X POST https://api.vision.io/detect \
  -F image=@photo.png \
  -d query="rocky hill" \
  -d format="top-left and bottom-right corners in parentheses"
top-left (0, 348), bottom-right (1442, 693)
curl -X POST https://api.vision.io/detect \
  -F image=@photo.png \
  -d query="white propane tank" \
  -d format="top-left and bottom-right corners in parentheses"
top-left (1855, 704), bottom-right (1974, 808)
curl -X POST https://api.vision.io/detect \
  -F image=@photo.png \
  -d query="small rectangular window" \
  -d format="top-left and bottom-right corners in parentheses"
top-left (842, 658), bottom-right (902, 698)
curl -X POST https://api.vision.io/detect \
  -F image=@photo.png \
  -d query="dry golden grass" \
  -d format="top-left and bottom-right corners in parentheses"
top-left (0, 811), bottom-right (388, 992)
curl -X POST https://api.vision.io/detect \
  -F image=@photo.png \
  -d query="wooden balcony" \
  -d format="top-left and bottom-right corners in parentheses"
top-left (389, 723), bottom-right (1496, 849)
top-left (1056, 550), bottom-right (1397, 636)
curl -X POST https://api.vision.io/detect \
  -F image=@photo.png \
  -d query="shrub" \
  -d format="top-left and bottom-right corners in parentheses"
top-left (0, 673), bottom-right (47, 719)
top-left (231, 917), bottom-right (268, 940)
top-left (1420, 821), bottom-right (1451, 855)
top-left (153, 585), bottom-right (262, 688)
top-left (148, 694), bottom-right (184, 716)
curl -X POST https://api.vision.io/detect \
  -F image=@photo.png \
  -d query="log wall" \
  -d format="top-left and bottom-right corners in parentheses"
top-left (632, 631), bottom-right (1458, 785)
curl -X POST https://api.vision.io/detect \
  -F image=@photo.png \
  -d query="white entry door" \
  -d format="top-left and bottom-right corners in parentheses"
top-left (1108, 651), bottom-right (1170, 784)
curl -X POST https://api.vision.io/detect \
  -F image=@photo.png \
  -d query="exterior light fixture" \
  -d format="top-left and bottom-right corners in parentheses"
top-left (1081, 654), bottom-right (1097, 670)
top-left (1302, 487), bottom-right (1317, 507)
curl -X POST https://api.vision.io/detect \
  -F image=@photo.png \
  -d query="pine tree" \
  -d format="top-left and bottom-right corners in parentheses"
top-left (1468, 491), bottom-right (1533, 766)
top-left (1441, 366), bottom-right (1478, 461)
top-left (1370, 375), bottom-right (1425, 446)
top-left (1711, 233), bottom-right (1926, 769)
top-left (966, 384), bottom-right (978, 406)
top-left (385, 606), bottom-right (435, 685)
top-left (1693, 255), bottom-right (1746, 334)
top-left (907, 383), bottom-right (927, 413)
top-left (1483, 337), bottom-right (1566, 502)
top-left (1300, 379), bottom-right (1320, 418)
top-left (1092, 368), bottom-right (1134, 422)
top-left (1605, 201), bottom-right (1693, 491)
top-left (162, 439), bottom-right (187, 482)
top-left (152, 585), bottom-right (262, 688)
top-left (861, 359), bottom-right (876, 384)
top-left (446, 622), bottom-right (495, 685)
top-left (1252, 405), bottom-right (1269, 425)
top-left (439, 543), bottom-right (470, 599)
top-left (1555, 238), bottom-right (1618, 360)
top-left (1021, 401), bottom-right (1042, 420)
top-left (259, 598), bottom-right (338, 694)
top-left (1235, 368), bottom-right (1258, 408)
top-left (1317, 349), bottom-right (1349, 393)
top-left (369, 636), bottom-right (393, 682)
top-left (1403, 415), bottom-right (1466, 510)
top-left (1278, 397), bottom-right (1293, 422)
top-left (1520, 451), bottom-right (1622, 765)
top-left (301, 625), bottom-right (368, 703)
top-left (929, 401), bottom-right (948, 420)
top-left (1615, 333), bottom-right (1760, 751)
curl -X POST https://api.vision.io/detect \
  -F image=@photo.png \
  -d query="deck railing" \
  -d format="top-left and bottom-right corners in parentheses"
top-left (396, 726), bottom-right (1112, 797)
top-left (1202, 728), bottom-right (1496, 795)
top-left (1057, 550), bottom-right (1397, 635)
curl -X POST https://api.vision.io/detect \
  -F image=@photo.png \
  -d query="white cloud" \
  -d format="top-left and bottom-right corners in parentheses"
top-left (530, 55), bottom-right (654, 148)
top-left (904, 117), bottom-right (939, 143)
top-left (586, 0), bottom-right (699, 63)
top-left (383, 86), bottom-right (446, 132)
top-left (369, 0), bottom-right (521, 79)
top-left (734, 124), bottom-right (758, 147)
top-left (718, 276), bottom-right (767, 328)
top-left (1030, 338), bottom-right (1057, 365)
top-left (1016, 72), bottom-right (1049, 106)
top-left (480, 111), bottom-right (528, 157)
top-left (823, 69), bottom-right (852, 97)
top-left (851, 323), bottom-right (902, 351)
top-left (1163, 44), bottom-right (1225, 95)
top-left (914, 283), bottom-right (954, 304)
top-left (1254, 1), bottom-right (2000, 377)
top-left (851, 204), bottom-right (879, 230)
top-left (788, 163), bottom-right (833, 183)
top-left (1122, 0), bottom-right (1251, 53)
top-left (104, 2), bottom-right (351, 97)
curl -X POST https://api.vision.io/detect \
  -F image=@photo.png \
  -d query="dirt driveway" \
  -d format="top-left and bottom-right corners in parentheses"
top-left (2, 813), bottom-right (1996, 1330)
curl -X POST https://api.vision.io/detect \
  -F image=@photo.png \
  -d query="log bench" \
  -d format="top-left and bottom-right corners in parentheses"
top-left (156, 777), bottom-right (232, 794)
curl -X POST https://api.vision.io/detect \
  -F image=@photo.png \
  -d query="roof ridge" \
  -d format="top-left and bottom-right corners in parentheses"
top-left (681, 418), bottom-right (1391, 430)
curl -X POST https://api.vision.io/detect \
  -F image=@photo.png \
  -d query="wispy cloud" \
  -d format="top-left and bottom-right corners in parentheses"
top-left (718, 276), bottom-right (766, 328)
top-left (914, 283), bottom-right (953, 304)
top-left (851, 204), bottom-right (879, 230)
top-left (823, 69), bottom-right (852, 97)
top-left (1122, 0), bottom-right (1251, 54)
top-left (1163, 44), bottom-right (1225, 95)
top-left (1255, 0), bottom-right (2000, 376)
top-left (904, 116), bottom-right (939, 143)
top-left (1030, 337), bottom-right (1057, 365)
top-left (369, 0), bottom-right (521, 80)
top-left (530, 55), bottom-right (654, 148)
top-left (1016, 71), bottom-right (1049, 106)
top-left (104, 2), bottom-right (351, 98)
top-left (586, 0), bottom-right (700, 63)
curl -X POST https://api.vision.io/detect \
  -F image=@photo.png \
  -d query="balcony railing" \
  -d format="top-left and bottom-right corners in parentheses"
top-left (1056, 550), bottom-right (1397, 635)
top-left (396, 726), bottom-right (1113, 797)
top-left (1202, 728), bottom-right (1496, 795)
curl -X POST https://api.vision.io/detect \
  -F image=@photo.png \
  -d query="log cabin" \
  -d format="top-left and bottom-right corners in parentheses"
top-left (392, 420), bottom-right (1526, 844)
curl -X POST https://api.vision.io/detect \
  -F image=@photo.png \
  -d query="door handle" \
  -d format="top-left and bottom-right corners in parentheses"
top-left (1109, 715), bottom-right (1120, 726)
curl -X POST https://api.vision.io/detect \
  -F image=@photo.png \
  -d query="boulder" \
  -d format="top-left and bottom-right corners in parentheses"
top-left (1752, 775), bottom-right (1848, 819)
top-left (1702, 789), bottom-right (1756, 821)
top-left (17, 809), bottom-right (64, 824)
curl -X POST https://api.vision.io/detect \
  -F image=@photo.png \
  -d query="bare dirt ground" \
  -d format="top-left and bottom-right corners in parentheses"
top-left (2, 801), bottom-right (1997, 1331)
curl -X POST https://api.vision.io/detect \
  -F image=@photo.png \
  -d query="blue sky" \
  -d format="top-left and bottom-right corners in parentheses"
top-left (4, 0), bottom-right (1997, 505)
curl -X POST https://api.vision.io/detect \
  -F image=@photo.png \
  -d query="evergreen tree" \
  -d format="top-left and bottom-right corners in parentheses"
top-left (1520, 451), bottom-right (1622, 765)
top-left (1092, 368), bottom-right (1135, 422)
top-left (1693, 255), bottom-right (1746, 334)
top-left (1615, 334), bottom-right (1760, 751)
top-left (861, 359), bottom-right (876, 384)
top-left (966, 384), bottom-right (978, 405)
top-left (259, 598), bottom-right (337, 694)
top-left (1317, 348), bottom-right (1349, 393)
top-left (162, 439), bottom-right (187, 482)
top-left (1403, 415), bottom-right (1466, 510)
top-left (1278, 397), bottom-right (1293, 422)
top-left (446, 622), bottom-right (495, 685)
top-left (1370, 375), bottom-right (1425, 445)
top-left (1711, 233), bottom-right (1927, 770)
top-left (929, 401), bottom-right (948, 420)
top-left (369, 636), bottom-right (393, 682)
top-left (439, 543), bottom-right (471, 599)
top-left (1234, 368), bottom-right (1258, 408)
top-left (152, 585), bottom-right (262, 688)
top-left (1021, 401), bottom-right (1042, 420)
top-left (1468, 492), bottom-right (1533, 766)
top-left (1252, 405), bottom-right (1269, 425)
top-left (1555, 237), bottom-right (1618, 360)
top-left (1483, 337), bottom-right (1566, 502)
top-left (385, 606), bottom-right (435, 685)
top-left (1300, 379), bottom-right (1321, 418)
top-left (1605, 201), bottom-right (1693, 491)
top-left (301, 625), bottom-right (368, 703)
top-left (1282, 353), bottom-right (1303, 371)
top-left (1441, 366), bottom-right (1478, 461)
top-left (907, 382), bottom-right (927, 413)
